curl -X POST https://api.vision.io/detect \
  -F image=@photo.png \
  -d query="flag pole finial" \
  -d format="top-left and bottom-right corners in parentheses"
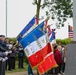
top-left (45, 16), bottom-right (50, 21)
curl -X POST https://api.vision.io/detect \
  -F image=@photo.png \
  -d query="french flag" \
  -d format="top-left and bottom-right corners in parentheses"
top-left (48, 27), bottom-right (56, 44)
top-left (19, 21), bottom-right (52, 67)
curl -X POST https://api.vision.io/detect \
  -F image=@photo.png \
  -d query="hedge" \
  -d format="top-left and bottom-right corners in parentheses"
top-left (8, 37), bottom-right (72, 63)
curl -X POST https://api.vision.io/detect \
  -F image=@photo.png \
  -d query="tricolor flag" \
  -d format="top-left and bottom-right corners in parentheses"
top-left (68, 25), bottom-right (73, 38)
top-left (49, 29), bottom-right (56, 44)
top-left (37, 27), bottom-right (57, 74)
top-left (19, 21), bottom-right (52, 67)
top-left (17, 16), bottom-right (39, 42)
top-left (47, 25), bottom-right (56, 44)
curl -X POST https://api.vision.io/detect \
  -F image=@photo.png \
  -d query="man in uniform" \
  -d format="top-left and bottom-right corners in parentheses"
top-left (0, 35), bottom-right (10, 75)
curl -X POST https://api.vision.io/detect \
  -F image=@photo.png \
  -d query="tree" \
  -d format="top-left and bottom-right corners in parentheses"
top-left (32, 0), bottom-right (73, 27)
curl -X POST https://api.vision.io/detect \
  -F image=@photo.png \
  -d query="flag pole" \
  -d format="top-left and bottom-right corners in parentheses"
top-left (44, 16), bottom-right (50, 21)
top-left (6, 0), bottom-right (7, 37)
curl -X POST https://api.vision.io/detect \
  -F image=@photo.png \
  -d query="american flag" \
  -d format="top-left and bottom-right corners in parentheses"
top-left (68, 25), bottom-right (73, 38)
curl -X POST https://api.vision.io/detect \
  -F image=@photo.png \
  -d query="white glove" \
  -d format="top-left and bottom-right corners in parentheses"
top-left (2, 57), bottom-right (8, 62)
top-left (2, 58), bottom-right (6, 62)
top-left (5, 57), bottom-right (8, 60)
top-left (8, 44), bottom-right (13, 49)
top-left (5, 51), bottom-right (9, 55)
top-left (8, 51), bottom-right (12, 53)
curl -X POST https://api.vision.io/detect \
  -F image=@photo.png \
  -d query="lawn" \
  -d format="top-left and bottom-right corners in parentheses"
top-left (6, 61), bottom-right (37, 74)
top-left (5, 61), bottom-right (28, 74)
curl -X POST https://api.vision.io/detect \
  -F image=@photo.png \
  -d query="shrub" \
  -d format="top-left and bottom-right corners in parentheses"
top-left (56, 38), bottom-right (72, 45)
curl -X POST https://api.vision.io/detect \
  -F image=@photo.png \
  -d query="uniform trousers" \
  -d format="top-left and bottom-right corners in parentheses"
top-left (0, 61), bottom-right (6, 75)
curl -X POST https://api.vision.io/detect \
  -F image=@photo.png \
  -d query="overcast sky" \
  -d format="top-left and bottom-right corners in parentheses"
top-left (0, 0), bottom-right (37, 37)
top-left (0, 0), bottom-right (73, 39)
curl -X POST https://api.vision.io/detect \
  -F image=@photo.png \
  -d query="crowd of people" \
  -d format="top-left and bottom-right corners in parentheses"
top-left (51, 43), bottom-right (67, 75)
top-left (0, 35), bottom-right (25, 75)
top-left (0, 34), bottom-right (67, 75)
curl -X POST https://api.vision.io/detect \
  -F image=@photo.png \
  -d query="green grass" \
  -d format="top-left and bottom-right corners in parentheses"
top-left (5, 61), bottom-right (37, 74)
top-left (6, 61), bottom-right (28, 74)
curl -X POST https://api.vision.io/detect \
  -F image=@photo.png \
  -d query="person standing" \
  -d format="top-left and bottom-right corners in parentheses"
top-left (0, 35), bottom-right (9, 75)
top-left (54, 45), bottom-right (63, 75)
top-left (61, 45), bottom-right (67, 74)
top-left (28, 62), bottom-right (33, 75)
top-left (5, 38), bottom-right (9, 70)
top-left (8, 42), bottom-right (16, 70)
top-left (18, 45), bottom-right (25, 69)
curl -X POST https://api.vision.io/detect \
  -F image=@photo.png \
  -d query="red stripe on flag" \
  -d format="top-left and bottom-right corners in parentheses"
top-left (28, 43), bottom-right (52, 67)
top-left (68, 25), bottom-right (73, 38)
top-left (35, 18), bottom-right (39, 25)
top-left (37, 53), bottom-right (57, 74)
top-left (68, 32), bottom-right (73, 38)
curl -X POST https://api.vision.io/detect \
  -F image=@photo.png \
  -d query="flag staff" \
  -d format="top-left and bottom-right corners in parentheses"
top-left (5, 0), bottom-right (7, 37)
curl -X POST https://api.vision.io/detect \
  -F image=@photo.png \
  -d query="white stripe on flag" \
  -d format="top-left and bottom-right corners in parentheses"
top-left (24, 33), bottom-right (52, 67)
top-left (24, 33), bottom-right (47, 57)
top-left (22, 24), bottom-right (38, 38)
top-left (49, 33), bottom-right (56, 44)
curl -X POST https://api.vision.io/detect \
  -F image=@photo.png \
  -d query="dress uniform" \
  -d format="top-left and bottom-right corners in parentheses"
top-left (0, 35), bottom-right (9, 75)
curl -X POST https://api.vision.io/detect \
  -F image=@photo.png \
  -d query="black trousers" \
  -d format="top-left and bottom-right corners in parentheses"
top-left (8, 57), bottom-right (15, 70)
top-left (18, 57), bottom-right (24, 68)
top-left (0, 61), bottom-right (6, 75)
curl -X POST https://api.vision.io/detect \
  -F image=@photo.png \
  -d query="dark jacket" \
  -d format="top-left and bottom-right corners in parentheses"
top-left (0, 52), bottom-right (6, 57)
top-left (17, 46), bottom-right (25, 58)
top-left (0, 40), bottom-right (8, 52)
top-left (18, 50), bottom-right (24, 58)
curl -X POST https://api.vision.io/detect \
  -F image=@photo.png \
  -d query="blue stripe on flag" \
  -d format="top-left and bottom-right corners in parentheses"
top-left (17, 17), bottom-right (36, 41)
top-left (50, 31), bottom-right (55, 42)
top-left (20, 22), bottom-right (44, 48)
top-left (68, 25), bottom-right (73, 32)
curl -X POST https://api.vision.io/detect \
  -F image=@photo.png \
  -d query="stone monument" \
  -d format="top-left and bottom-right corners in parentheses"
top-left (65, 0), bottom-right (76, 75)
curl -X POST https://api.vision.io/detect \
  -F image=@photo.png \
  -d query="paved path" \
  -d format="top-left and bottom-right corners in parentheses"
top-left (6, 70), bottom-right (64, 75)
top-left (6, 70), bottom-right (37, 75)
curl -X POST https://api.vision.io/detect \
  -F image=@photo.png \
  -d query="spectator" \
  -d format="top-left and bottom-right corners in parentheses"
top-left (17, 45), bottom-right (25, 69)
top-left (28, 62), bottom-right (33, 75)
top-left (8, 42), bottom-right (17, 70)
top-left (5, 38), bottom-right (9, 70)
top-left (54, 45), bottom-right (63, 75)
top-left (61, 45), bottom-right (67, 74)
top-left (7, 44), bottom-right (13, 71)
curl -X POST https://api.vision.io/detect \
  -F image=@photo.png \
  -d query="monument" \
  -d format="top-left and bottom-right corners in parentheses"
top-left (65, 0), bottom-right (76, 75)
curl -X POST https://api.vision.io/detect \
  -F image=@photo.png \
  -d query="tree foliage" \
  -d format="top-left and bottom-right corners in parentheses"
top-left (33, 0), bottom-right (73, 27)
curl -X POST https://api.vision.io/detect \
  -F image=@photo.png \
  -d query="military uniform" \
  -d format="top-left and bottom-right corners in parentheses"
top-left (0, 35), bottom-right (8, 75)
top-left (0, 52), bottom-right (7, 75)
